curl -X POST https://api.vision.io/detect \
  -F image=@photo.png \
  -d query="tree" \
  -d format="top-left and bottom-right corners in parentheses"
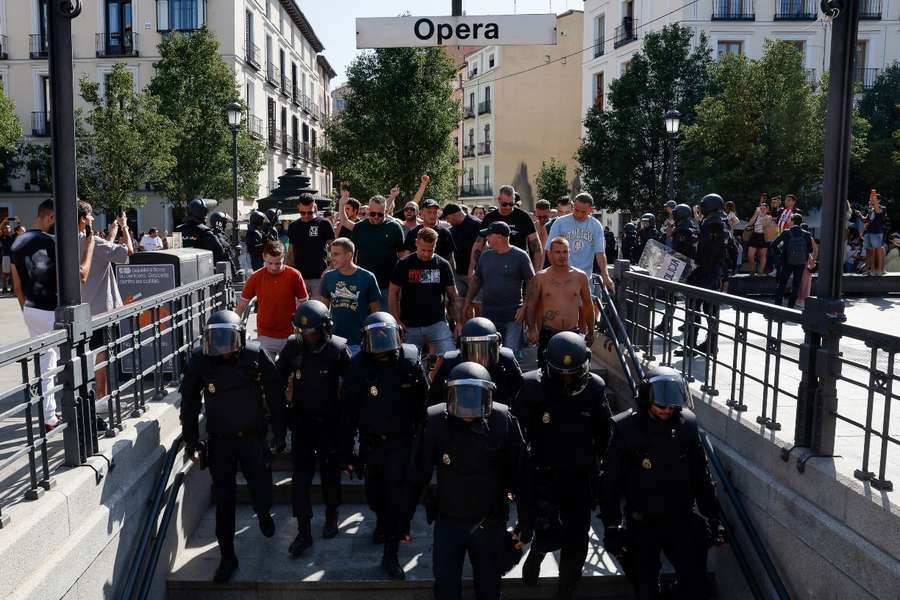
top-left (75, 65), bottom-right (177, 213)
top-left (850, 64), bottom-right (900, 211)
top-left (148, 27), bottom-right (265, 207)
top-left (0, 93), bottom-right (22, 152)
top-left (577, 24), bottom-right (713, 216)
top-left (681, 41), bottom-right (868, 216)
top-left (534, 158), bottom-right (569, 204)
top-left (320, 48), bottom-right (460, 202)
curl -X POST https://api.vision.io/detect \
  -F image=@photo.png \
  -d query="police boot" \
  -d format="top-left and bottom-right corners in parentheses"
top-left (258, 511), bottom-right (275, 538)
top-left (213, 545), bottom-right (239, 583)
top-left (289, 520), bottom-right (314, 557)
top-left (522, 550), bottom-right (544, 586)
top-left (323, 508), bottom-right (339, 539)
top-left (381, 540), bottom-right (405, 580)
top-left (372, 518), bottom-right (385, 544)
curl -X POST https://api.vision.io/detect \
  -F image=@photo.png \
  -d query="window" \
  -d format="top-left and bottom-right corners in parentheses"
top-left (484, 86), bottom-right (491, 104)
top-left (488, 54), bottom-right (495, 68)
top-left (105, 1), bottom-right (133, 51)
top-left (245, 83), bottom-right (252, 112)
top-left (854, 40), bottom-right (867, 69)
top-left (594, 72), bottom-right (605, 109)
top-left (468, 168), bottom-right (474, 187)
top-left (483, 165), bottom-right (489, 185)
top-left (784, 40), bottom-right (805, 59)
top-left (453, 136), bottom-right (458, 147)
top-left (245, 10), bottom-right (254, 47)
top-left (157, 0), bottom-right (205, 31)
top-left (594, 15), bottom-right (605, 57)
top-left (265, 0), bottom-right (270, 20)
top-left (622, 60), bottom-right (632, 74)
top-left (483, 124), bottom-right (490, 142)
top-left (469, 92), bottom-right (474, 110)
top-left (38, 0), bottom-right (49, 41)
top-left (468, 129), bottom-right (474, 145)
top-left (717, 40), bottom-right (743, 57)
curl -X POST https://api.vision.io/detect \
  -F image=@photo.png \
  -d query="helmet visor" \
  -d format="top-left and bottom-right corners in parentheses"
top-left (203, 323), bottom-right (242, 356)
top-left (548, 362), bottom-right (590, 396)
top-left (446, 379), bottom-right (495, 419)
top-left (461, 335), bottom-right (500, 367)
top-left (362, 321), bottom-right (401, 354)
top-left (648, 374), bottom-right (691, 408)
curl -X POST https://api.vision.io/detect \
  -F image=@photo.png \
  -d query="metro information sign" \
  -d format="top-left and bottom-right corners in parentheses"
top-left (356, 14), bottom-right (558, 48)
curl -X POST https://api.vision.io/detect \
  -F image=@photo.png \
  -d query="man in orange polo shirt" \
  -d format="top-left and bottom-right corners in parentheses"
top-left (237, 240), bottom-right (309, 359)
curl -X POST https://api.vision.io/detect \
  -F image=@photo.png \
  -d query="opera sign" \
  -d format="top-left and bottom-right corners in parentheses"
top-left (356, 14), bottom-right (558, 49)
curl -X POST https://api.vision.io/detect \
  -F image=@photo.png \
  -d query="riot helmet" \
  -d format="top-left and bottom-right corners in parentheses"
top-left (209, 211), bottom-right (231, 232)
top-left (292, 300), bottom-right (332, 351)
top-left (700, 194), bottom-right (724, 217)
top-left (673, 204), bottom-right (692, 223)
top-left (623, 222), bottom-right (637, 235)
top-left (638, 365), bottom-right (691, 411)
top-left (542, 331), bottom-right (591, 396)
top-left (202, 310), bottom-right (245, 357)
top-left (266, 208), bottom-right (282, 225)
top-left (248, 210), bottom-right (267, 230)
top-left (187, 198), bottom-right (217, 222)
top-left (459, 317), bottom-right (501, 368)
top-left (361, 312), bottom-right (402, 356)
top-left (640, 213), bottom-right (656, 229)
top-left (445, 362), bottom-right (496, 419)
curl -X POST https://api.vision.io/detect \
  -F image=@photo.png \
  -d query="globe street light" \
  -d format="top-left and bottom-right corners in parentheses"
top-left (226, 101), bottom-right (243, 246)
top-left (664, 109), bottom-right (681, 204)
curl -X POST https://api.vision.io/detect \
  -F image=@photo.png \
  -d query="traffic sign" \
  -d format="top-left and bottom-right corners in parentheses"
top-left (356, 14), bottom-right (557, 49)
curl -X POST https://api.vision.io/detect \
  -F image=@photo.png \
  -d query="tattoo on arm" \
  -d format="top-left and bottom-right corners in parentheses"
top-left (465, 277), bottom-right (482, 304)
top-left (528, 236), bottom-right (542, 268)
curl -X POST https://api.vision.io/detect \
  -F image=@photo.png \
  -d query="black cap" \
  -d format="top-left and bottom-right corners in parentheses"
top-left (421, 199), bottom-right (439, 209)
top-left (442, 203), bottom-right (462, 216)
top-left (480, 221), bottom-right (511, 237)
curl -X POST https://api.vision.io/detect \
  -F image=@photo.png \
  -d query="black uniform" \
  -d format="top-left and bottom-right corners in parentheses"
top-left (622, 232), bottom-right (639, 264)
top-left (245, 227), bottom-right (266, 271)
top-left (175, 220), bottom-right (229, 264)
top-left (684, 215), bottom-right (728, 350)
top-left (211, 228), bottom-right (241, 276)
top-left (599, 408), bottom-right (720, 600)
top-left (414, 403), bottom-right (533, 600)
top-left (515, 371), bottom-right (612, 594)
top-left (428, 348), bottom-right (523, 408)
top-left (340, 344), bottom-right (429, 542)
top-left (276, 334), bottom-right (352, 523)
top-left (636, 226), bottom-right (661, 262)
top-left (179, 342), bottom-right (286, 557)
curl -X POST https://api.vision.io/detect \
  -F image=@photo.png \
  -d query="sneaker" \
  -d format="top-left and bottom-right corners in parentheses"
top-left (44, 416), bottom-right (60, 433)
top-left (258, 512), bottom-right (275, 538)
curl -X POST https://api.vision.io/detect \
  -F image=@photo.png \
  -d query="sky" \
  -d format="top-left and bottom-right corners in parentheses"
top-left (298, 0), bottom-right (578, 87)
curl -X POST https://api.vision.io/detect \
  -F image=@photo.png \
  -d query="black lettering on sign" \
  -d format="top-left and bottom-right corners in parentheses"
top-left (414, 18), bottom-right (434, 40)
top-left (456, 23), bottom-right (470, 38)
top-left (472, 23), bottom-right (483, 37)
top-left (437, 23), bottom-right (453, 44)
top-left (485, 23), bottom-right (499, 39)
top-left (413, 18), bottom-right (502, 45)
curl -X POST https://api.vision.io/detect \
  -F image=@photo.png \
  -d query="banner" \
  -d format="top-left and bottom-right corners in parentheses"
top-left (116, 264), bottom-right (177, 374)
top-left (356, 14), bottom-right (558, 48)
top-left (638, 239), bottom-right (695, 282)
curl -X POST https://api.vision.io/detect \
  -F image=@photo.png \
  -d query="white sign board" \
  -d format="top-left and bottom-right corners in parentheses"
top-left (356, 14), bottom-right (557, 49)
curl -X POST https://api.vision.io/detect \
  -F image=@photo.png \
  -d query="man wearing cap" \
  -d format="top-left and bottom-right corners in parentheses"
top-left (402, 198), bottom-right (456, 266)
top-left (442, 203), bottom-right (482, 302)
top-left (464, 221), bottom-right (534, 353)
top-left (470, 185), bottom-right (543, 277)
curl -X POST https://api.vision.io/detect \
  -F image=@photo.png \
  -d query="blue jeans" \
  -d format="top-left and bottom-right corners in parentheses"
top-left (404, 320), bottom-right (456, 357)
top-left (496, 320), bottom-right (523, 352)
top-left (864, 233), bottom-right (884, 250)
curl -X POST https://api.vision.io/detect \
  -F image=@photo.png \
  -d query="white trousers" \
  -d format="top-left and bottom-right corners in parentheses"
top-left (23, 306), bottom-right (59, 424)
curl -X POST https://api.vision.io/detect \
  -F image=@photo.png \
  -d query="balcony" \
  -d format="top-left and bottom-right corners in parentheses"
top-left (478, 141), bottom-right (491, 155)
top-left (774, 0), bottom-right (816, 20)
top-left (854, 67), bottom-right (880, 90)
top-left (593, 36), bottom-right (605, 59)
top-left (310, 147), bottom-right (319, 165)
top-left (249, 115), bottom-right (264, 140)
top-left (269, 126), bottom-right (282, 150)
top-left (300, 140), bottom-right (310, 161)
top-left (245, 42), bottom-right (261, 70)
top-left (859, 0), bottom-right (881, 19)
top-left (613, 18), bottom-right (638, 49)
top-left (29, 34), bottom-right (48, 59)
top-left (804, 68), bottom-right (817, 85)
top-left (291, 85), bottom-right (301, 106)
top-left (286, 134), bottom-right (295, 156)
top-left (96, 32), bottom-right (139, 57)
top-left (32, 111), bottom-right (50, 137)
top-left (478, 101), bottom-right (491, 115)
top-left (281, 75), bottom-right (292, 98)
top-left (301, 94), bottom-right (311, 114)
top-left (266, 64), bottom-right (281, 89)
top-left (290, 136), bottom-right (300, 156)
top-left (161, 28), bottom-right (203, 39)
top-left (0, 35), bottom-right (9, 59)
top-left (311, 103), bottom-right (320, 121)
top-left (464, 105), bottom-right (475, 119)
top-left (462, 144), bottom-right (475, 158)
top-left (460, 183), bottom-right (492, 198)
top-left (711, 0), bottom-right (755, 20)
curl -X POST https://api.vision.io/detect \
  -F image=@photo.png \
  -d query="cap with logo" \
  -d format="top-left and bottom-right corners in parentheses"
top-left (480, 221), bottom-right (511, 237)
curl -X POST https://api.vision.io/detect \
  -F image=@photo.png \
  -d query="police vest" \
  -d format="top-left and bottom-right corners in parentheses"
top-left (348, 343), bottom-right (424, 436)
top-left (429, 348), bottom-right (522, 407)
top-left (281, 334), bottom-right (350, 419)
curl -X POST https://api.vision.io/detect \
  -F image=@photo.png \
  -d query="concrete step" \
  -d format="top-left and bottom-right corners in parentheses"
top-left (167, 503), bottom-right (633, 599)
top-left (236, 470), bottom-right (367, 505)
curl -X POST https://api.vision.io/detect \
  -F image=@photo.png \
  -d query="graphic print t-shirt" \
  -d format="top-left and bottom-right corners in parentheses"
top-left (288, 217), bottom-right (335, 280)
top-left (11, 229), bottom-right (57, 310)
top-left (390, 253), bottom-right (454, 327)
top-left (320, 266), bottom-right (380, 345)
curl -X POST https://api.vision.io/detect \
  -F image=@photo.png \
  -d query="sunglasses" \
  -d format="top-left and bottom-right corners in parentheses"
top-left (499, 202), bottom-right (515, 208)
top-left (369, 212), bottom-right (385, 218)
top-left (404, 207), bottom-right (417, 211)
top-left (298, 211), bottom-right (314, 216)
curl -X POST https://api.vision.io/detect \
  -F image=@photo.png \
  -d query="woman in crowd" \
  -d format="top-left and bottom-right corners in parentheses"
top-left (746, 202), bottom-right (773, 275)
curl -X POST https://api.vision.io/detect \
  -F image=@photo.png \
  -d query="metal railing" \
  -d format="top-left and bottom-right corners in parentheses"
top-left (244, 42), bottom-right (261, 70)
top-left (32, 111), bottom-right (50, 137)
top-left (291, 86), bottom-right (301, 106)
top-left (593, 35), bottom-right (605, 58)
top-left (266, 63), bottom-right (281, 89)
top-left (478, 141), bottom-right (491, 155)
top-left (859, 0), bottom-right (882, 18)
top-left (311, 103), bottom-right (320, 121)
top-left (96, 32), bottom-right (139, 57)
top-left (248, 114), bottom-right (264, 139)
top-left (0, 34), bottom-right (7, 59)
top-left (805, 68), bottom-right (817, 85)
top-left (281, 75), bottom-right (292, 98)
top-left (29, 34), bottom-right (48, 59)
top-left (853, 67), bottom-right (880, 90)
top-left (711, 0), bottom-right (756, 20)
top-left (462, 144), bottom-right (475, 158)
top-left (301, 94), bottom-right (311, 113)
top-left (478, 100), bottom-right (491, 115)
top-left (617, 268), bottom-right (898, 491)
top-left (299, 140), bottom-right (310, 161)
top-left (463, 105), bottom-right (475, 119)
top-left (460, 183), bottom-right (492, 197)
top-left (774, 0), bottom-right (817, 19)
top-left (613, 18), bottom-right (638, 48)
top-left (286, 134), bottom-right (296, 156)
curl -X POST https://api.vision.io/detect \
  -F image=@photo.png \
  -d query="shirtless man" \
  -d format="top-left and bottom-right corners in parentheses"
top-left (526, 236), bottom-right (595, 368)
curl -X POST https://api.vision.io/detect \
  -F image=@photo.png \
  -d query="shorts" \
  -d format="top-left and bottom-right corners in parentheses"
top-left (749, 233), bottom-right (768, 249)
top-left (404, 320), bottom-right (456, 357)
top-left (1, 256), bottom-right (9, 274)
top-left (455, 274), bottom-right (482, 303)
top-left (864, 233), bottom-right (884, 250)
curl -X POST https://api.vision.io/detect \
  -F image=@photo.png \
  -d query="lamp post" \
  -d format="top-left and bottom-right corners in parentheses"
top-left (664, 109), bottom-right (681, 205)
top-left (226, 101), bottom-right (242, 246)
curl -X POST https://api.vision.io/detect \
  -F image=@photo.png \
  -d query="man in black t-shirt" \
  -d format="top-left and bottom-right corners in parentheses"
top-left (402, 199), bottom-right (456, 267)
top-left (288, 193), bottom-right (336, 299)
top-left (442, 203), bottom-right (481, 299)
top-left (388, 227), bottom-right (462, 358)
top-left (469, 185), bottom-right (542, 276)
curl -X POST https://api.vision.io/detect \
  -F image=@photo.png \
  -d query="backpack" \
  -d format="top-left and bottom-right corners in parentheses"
top-left (786, 230), bottom-right (809, 266)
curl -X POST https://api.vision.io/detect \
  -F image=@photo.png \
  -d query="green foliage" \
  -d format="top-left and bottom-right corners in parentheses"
top-left (535, 158), bottom-right (569, 204)
top-left (148, 27), bottom-right (266, 207)
top-left (76, 64), bottom-right (177, 213)
top-left (850, 64), bottom-right (900, 210)
top-left (577, 24), bottom-right (714, 216)
top-left (320, 47), bottom-right (460, 202)
top-left (21, 143), bottom-right (52, 192)
top-left (0, 93), bottom-right (22, 152)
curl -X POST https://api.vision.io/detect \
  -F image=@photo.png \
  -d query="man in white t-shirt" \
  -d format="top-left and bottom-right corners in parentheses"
top-left (139, 228), bottom-right (164, 251)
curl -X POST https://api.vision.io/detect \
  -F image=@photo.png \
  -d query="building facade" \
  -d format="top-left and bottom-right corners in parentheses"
top-left (0, 0), bottom-right (333, 230)
top-left (455, 10), bottom-right (584, 210)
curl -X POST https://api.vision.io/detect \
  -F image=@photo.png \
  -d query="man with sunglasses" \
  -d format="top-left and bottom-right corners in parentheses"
top-left (348, 195), bottom-right (406, 299)
top-left (469, 185), bottom-right (543, 278)
top-left (287, 194), bottom-right (335, 299)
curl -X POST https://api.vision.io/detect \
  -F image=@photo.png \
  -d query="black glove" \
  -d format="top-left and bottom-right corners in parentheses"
top-left (514, 522), bottom-right (534, 545)
top-left (603, 526), bottom-right (627, 556)
top-left (706, 518), bottom-right (727, 547)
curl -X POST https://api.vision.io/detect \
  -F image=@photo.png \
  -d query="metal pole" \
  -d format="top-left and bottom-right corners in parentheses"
top-left (452, 0), bottom-right (463, 16)
top-left (231, 128), bottom-right (239, 246)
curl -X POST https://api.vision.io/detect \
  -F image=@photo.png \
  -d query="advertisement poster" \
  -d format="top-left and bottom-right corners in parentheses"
top-left (115, 264), bottom-right (177, 374)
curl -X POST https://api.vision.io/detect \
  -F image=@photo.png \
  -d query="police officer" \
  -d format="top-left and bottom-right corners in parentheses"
top-left (515, 332), bottom-right (612, 599)
top-left (428, 317), bottom-right (523, 408)
top-left (340, 311), bottom-right (429, 579)
top-left (598, 366), bottom-right (724, 600)
top-left (635, 213), bottom-right (661, 261)
top-left (413, 362), bottom-right (534, 600)
top-left (276, 301), bottom-right (352, 557)
top-left (622, 222), bottom-right (640, 264)
top-left (180, 310), bottom-right (287, 582)
top-left (655, 204), bottom-right (697, 334)
top-left (246, 210), bottom-right (268, 270)
top-left (210, 210), bottom-right (242, 277)
top-left (175, 198), bottom-right (229, 264)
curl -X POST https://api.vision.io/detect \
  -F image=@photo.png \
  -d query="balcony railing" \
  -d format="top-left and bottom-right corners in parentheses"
top-left (31, 111), bottom-right (50, 137)
top-left (593, 36), bottom-right (605, 58)
top-left (613, 18), bottom-right (638, 49)
top-left (774, 0), bottom-right (817, 20)
top-left (249, 115), bottom-right (264, 139)
top-left (96, 32), bottom-right (139, 57)
top-left (464, 105), bottom-right (475, 119)
top-left (310, 147), bottom-right (319, 165)
top-left (245, 42), bottom-right (261, 70)
top-left (281, 75), bottom-right (292, 98)
top-left (161, 28), bottom-right (202, 39)
top-left (301, 94), bottom-right (311, 113)
top-left (711, 0), bottom-right (755, 20)
top-left (311, 103), bottom-right (320, 121)
top-left (300, 140), bottom-right (310, 161)
top-left (854, 67), bottom-right (880, 90)
top-left (29, 34), bottom-right (48, 59)
top-left (266, 64), bottom-right (281, 89)
top-left (290, 136), bottom-right (300, 156)
top-left (463, 144), bottom-right (475, 158)
top-left (478, 141), bottom-right (491, 155)
top-left (0, 35), bottom-right (7, 60)
top-left (291, 86), bottom-right (301, 106)
top-left (460, 183), bottom-right (492, 197)
top-left (859, 0), bottom-right (882, 19)
top-left (804, 68), bottom-right (817, 85)
top-left (478, 101), bottom-right (491, 115)
top-left (286, 134), bottom-right (295, 156)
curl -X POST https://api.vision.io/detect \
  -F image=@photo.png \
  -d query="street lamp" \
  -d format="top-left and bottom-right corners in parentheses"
top-left (226, 101), bottom-right (243, 246)
top-left (664, 109), bottom-right (681, 204)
